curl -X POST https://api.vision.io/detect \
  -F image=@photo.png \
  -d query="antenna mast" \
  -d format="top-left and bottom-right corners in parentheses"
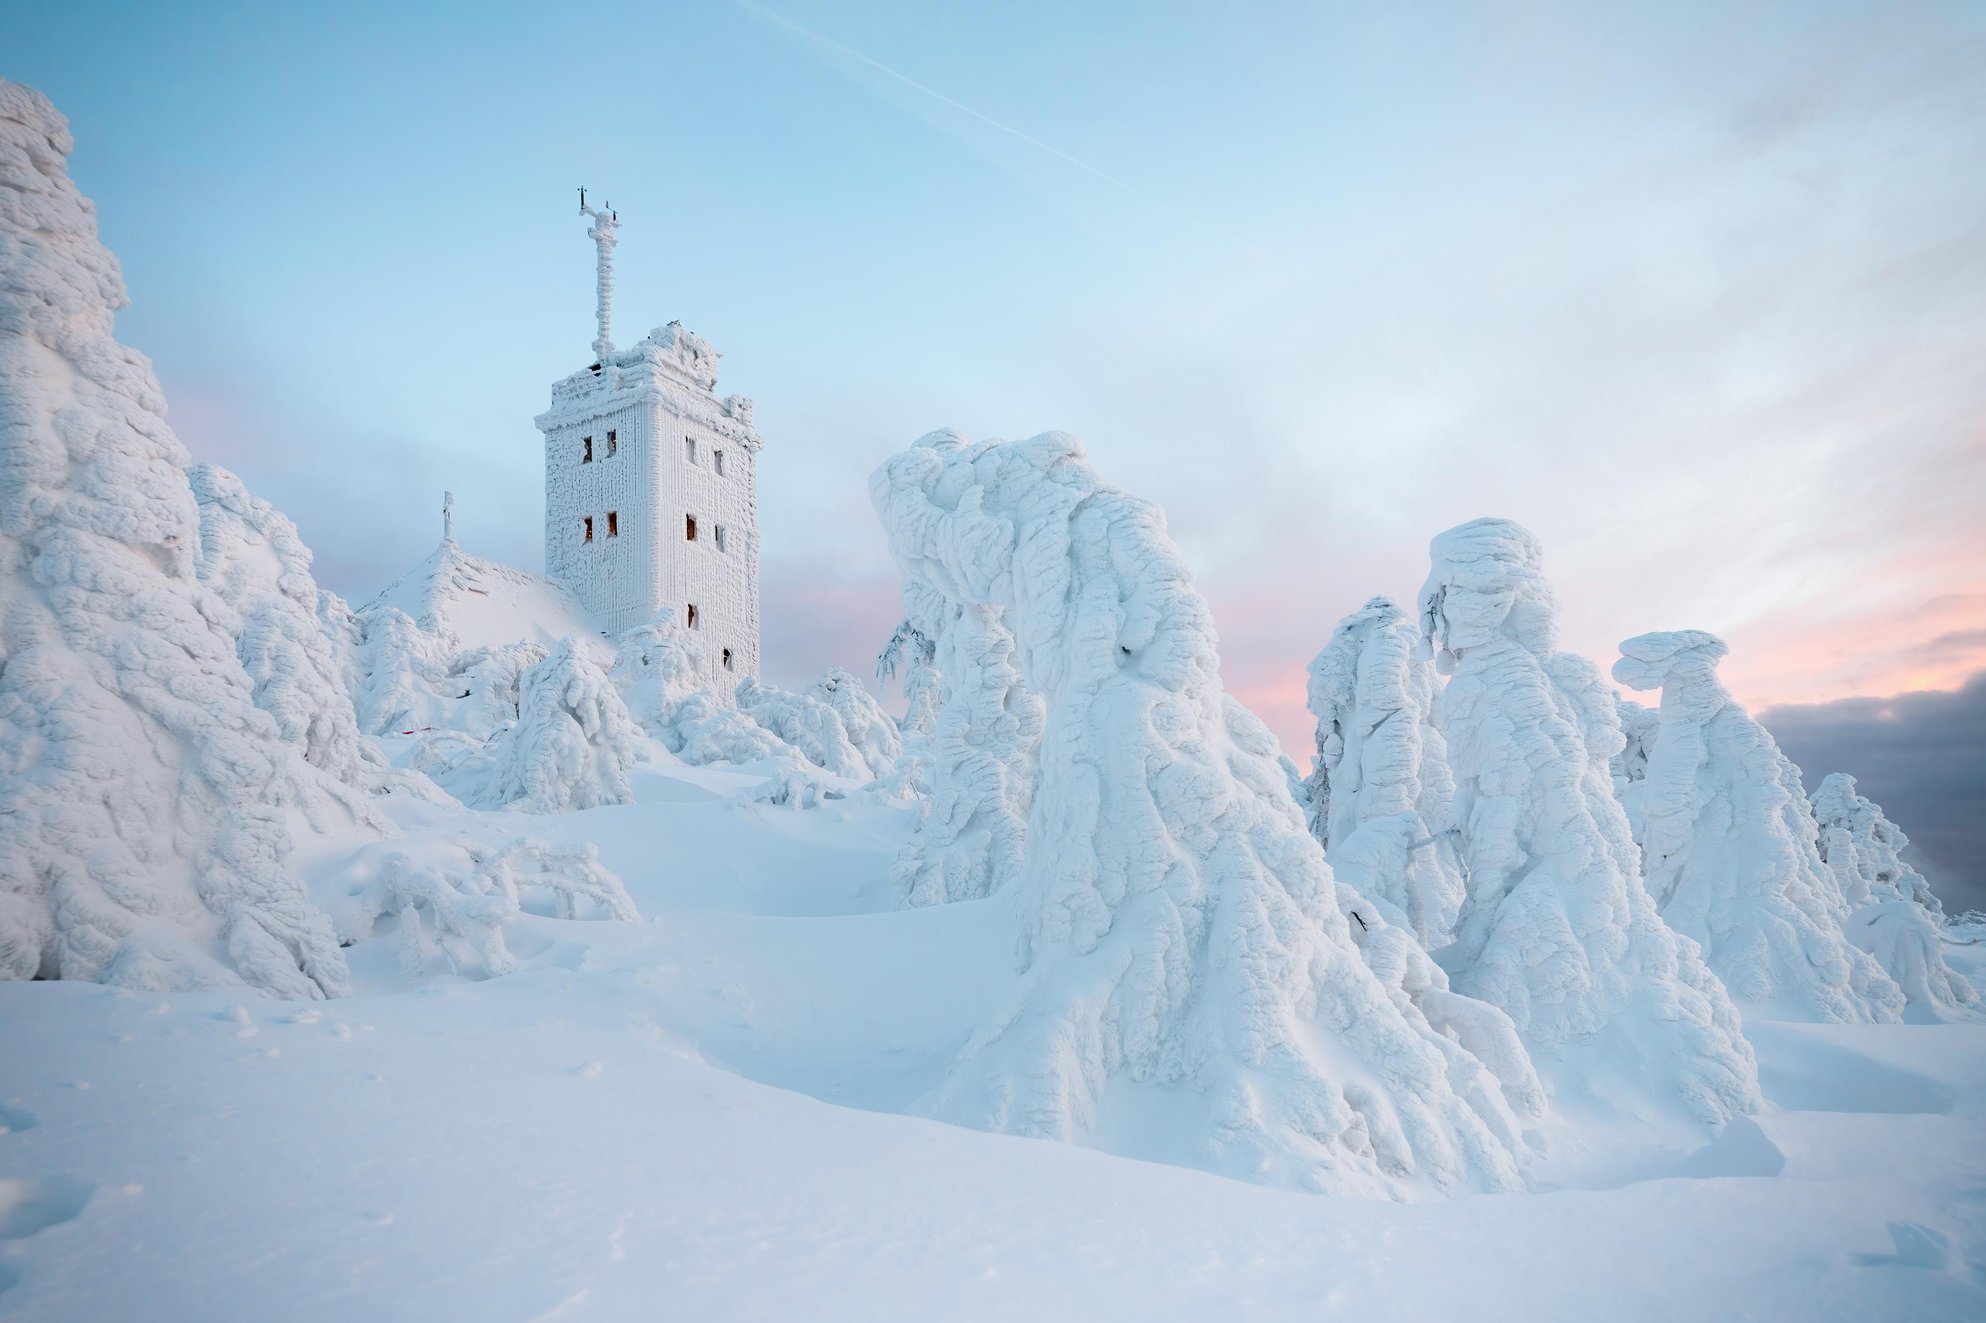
top-left (578, 187), bottom-right (620, 364)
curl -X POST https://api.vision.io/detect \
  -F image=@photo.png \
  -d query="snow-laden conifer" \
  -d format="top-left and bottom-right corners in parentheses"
top-left (809, 666), bottom-right (902, 778)
top-left (872, 430), bottom-right (1541, 1197)
top-left (1301, 597), bottom-right (1464, 946)
top-left (1420, 520), bottom-right (1759, 1123)
top-left (1812, 773), bottom-right (1977, 1019)
top-left (0, 80), bottom-right (346, 995)
top-left (737, 678), bottom-right (870, 779)
top-left (481, 639), bottom-right (638, 813)
top-left (1611, 631), bottom-right (1903, 1022)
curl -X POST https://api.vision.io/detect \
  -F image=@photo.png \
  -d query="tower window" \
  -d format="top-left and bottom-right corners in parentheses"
top-left (582, 436), bottom-right (593, 463)
top-left (606, 430), bottom-right (618, 457)
top-left (583, 516), bottom-right (593, 543)
top-left (686, 603), bottom-right (699, 629)
top-left (685, 515), bottom-right (698, 541)
top-left (686, 436), bottom-right (698, 464)
top-left (714, 524), bottom-right (727, 553)
top-left (714, 449), bottom-right (725, 476)
top-left (607, 511), bottom-right (618, 537)
top-left (721, 647), bottom-right (733, 671)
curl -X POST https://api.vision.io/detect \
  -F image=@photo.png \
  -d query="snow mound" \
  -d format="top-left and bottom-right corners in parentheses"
top-left (1420, 520), bottom-right (1760, 1123)
top-left (1612, 630), bottom-right (1903, 1023)
top-left (363, 537), bottom-right (598, 655)
top-left (872, 430), bottom-right (1540, 1197)
top-left (1301, 596), bottom-right (1464, 946)
top-left (1813, 773), bottom-right (1977, 1020)
top-left (0, 78), bottom-right (347, 997)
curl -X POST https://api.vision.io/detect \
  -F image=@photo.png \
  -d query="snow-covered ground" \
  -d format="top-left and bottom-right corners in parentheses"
top-left (3, 768), bottom-right (1984, 1321)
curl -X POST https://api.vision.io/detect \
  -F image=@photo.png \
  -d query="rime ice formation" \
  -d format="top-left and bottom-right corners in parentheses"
top-left (892, 600), bottom-right (1043, 907)
top-left (1613, 697), bottom-right (1658, 804)
top-left (1611, 631), bottom-right (1903, 1023)
top-left (1301, 597), bottom-right (1465, 946)
top-left (537, 201), bottom-right (765, 661)
top-left (872, 430), bottom-right (1542, 1197)
top-left (480, 639), bottom-right (639, 814)
top-left (189, 462), bottom-right (393, 815)
top-left (0, 79), bottom-right (350, 996)
top-left (1419, 521), bottom-right (1759, 1122)
top-left (737, 678), bottom-right (871, 780)
top-left (810, 667), bottom-right (903, 778)
top-left (610, 607), bottom-right (781, 766)
top-left (1813, 773), bottom-right (1977, 1019)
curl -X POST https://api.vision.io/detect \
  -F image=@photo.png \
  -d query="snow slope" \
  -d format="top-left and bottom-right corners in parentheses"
top-left (2, 758), bottom-right (1983, 1321)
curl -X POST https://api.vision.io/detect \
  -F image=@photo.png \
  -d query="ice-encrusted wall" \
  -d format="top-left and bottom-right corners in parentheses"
top-left (536, 321), bottom-right (762, 673)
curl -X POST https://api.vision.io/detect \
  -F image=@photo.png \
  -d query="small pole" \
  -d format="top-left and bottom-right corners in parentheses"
top-left (443, 490), bottom-right (454, 544)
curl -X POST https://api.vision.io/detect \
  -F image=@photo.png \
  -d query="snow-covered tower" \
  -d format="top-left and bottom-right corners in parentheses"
top-left (534, 192), bottom-right (764, 674)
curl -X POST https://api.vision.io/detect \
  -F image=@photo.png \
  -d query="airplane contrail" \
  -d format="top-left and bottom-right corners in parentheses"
top-left (728, 0), bottom-right (1217, 233)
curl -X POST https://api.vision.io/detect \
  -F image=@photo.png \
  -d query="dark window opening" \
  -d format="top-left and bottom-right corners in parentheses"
top-left (607, 511), bottom-right (618, 537)
top-left (714, 449), bottom-right (725, 476)
top-left (606, 429), bottom-right (618, 457)
top-left (686, 436), bottom-right (697, 464)
top-left (582, 436), bottom-right (594, 463)
top-left (721, 647), bottom-right (733, 671)
top-left (582, 516), bottom-right (593, 544)
top-left (685, 515), bottom-right (698, 541)
top-left (714, 524), bottom-right (727, 553)
top-left (686, 603), bottom-right (699, 629)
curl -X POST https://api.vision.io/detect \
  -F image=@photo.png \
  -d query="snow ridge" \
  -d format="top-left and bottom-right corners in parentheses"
top-left (873, 430), bottom-right (1539, 1197)
top-left (1420, 520), bottom-right (1760, 1123)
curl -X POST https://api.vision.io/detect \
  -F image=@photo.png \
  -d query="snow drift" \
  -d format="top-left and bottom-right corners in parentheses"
top-left (1611, 630), bottom-right (1903, 1023)
top-left (872, 430), bottom-right (1542, 1197)
top-left (1301, 597), bottom-right (1464, 946)
top-left (0, 79), bottom-right (346, 995)
top-left (1419, 520), bottom-right (1759, 1123)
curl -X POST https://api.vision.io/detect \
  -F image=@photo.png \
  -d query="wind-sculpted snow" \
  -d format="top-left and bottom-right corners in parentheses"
top-left (1419, 520), bottom-right (1759, 1123)
top-left (1813, 773), bottom-right (1976, 1019)
top-left (893, 600), bottom-right (1042, 906)
top-left (872, 430), bottom-right (1541, 1197)
top-left (1301, 597), bottom-right (1463, 946)
top-left (478, 639), bottom-right (638, 813)
top-left (0, 79), bottom-right (347, 996)
top-left (189, 463), bottom-right (395, 822)
top-left (1612, 631), bottom-right (1903, 1023)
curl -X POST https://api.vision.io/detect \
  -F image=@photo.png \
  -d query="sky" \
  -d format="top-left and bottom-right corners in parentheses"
top-left (8, 1), bottom-right (1984, 899)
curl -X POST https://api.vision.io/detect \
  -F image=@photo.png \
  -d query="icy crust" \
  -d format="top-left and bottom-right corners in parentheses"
top-left (1301, 596), bottom-right (1464, 946)
top-left (1813, 773), bottom-right (1977, 1019)
top-left (872, 430), bottom-right (1539, 1197)
top-left (0, 79), bottom-right (349, 996)
top-left (893, 600), bottom-right (1042, 906)
top-left (1419, 521), bottom-right (1760, 1123)
top-left (1611, 632), bottom-right (1903, 1023)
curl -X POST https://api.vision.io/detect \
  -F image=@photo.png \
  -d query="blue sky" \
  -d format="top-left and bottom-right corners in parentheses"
top-left (9, 0), bottom-right (1985, 889)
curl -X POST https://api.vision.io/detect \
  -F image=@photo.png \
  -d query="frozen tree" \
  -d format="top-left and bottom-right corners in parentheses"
top-left (1419, 520), bottom-right (1759, 1123)
top-left (737, 678), bottom-right (869, 779)
top-left (0, 79), bottom-right (347, 996)
top-left (481, 639), bottom-right (638, 813)
top-left (878, 603), bottom-right (942, 745)
top-left (893, 601), bottom-right (1043, 907)
top-left (1612, 697), bottom-right (1658, 806)
top-left (1812, 773), bottom-right (1976, 1019)
top-left (1300, 596), bottom-right (1464, 946)
top-left (610, 608), bottom-right (783, 766)
top-left (872, 431), bottom-right (1543, 1197)
top-left (1611, 631), bottom-right (1902, 1022)
top-left (811, 666), bottom-right (903, 777)
top-left (443, 641), bottom-right (550, 740)
top-left (351, 606), bottom-right (453, 737)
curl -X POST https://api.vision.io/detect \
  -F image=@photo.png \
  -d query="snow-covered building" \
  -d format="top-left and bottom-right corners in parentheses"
top-left (534, 195), bottom-right (764, 671)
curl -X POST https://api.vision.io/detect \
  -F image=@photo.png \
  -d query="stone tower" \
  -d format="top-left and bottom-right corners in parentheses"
top-left (535, 195), bottom-right (763, 676)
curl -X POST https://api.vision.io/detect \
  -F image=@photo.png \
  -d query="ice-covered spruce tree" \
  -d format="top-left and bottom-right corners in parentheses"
top-left (1611, 631), bottom-right (1903, 1022)
top-left (893, 598), bottom-right (1043, 907)
top-left (481, 639), bottom-right (638, 813)
top-left (1301, 596), bottom-right (1465, 946)
top-left (1812, 773), bottom-right (1977, 1018)
top-left (810, 666), bottom-right (903, 778)
top-left (610, 608), bottom-right (784, 766)
top-left (872, 430), bottom-right (1542, 1197)
top-left (189, 462), bottom-right (395, 819)
top-left (0, 79), bottom-right (346, 995)
top-left (737, 678), bottom-right (869, 779)
top-left (1419, 520), bottom-right (1759, 1123)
